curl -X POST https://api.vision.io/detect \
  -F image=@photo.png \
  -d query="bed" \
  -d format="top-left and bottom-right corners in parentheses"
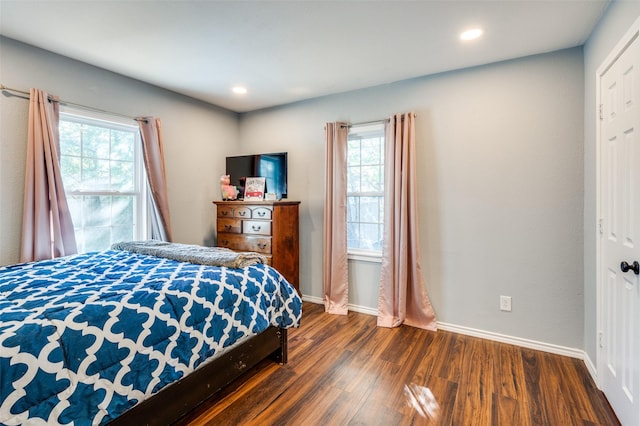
top-left (0, 242), bottom-right (302, 425)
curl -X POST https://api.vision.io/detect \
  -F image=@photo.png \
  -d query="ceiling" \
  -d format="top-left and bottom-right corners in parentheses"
top-left (0, 0), bottom-right (610, 113)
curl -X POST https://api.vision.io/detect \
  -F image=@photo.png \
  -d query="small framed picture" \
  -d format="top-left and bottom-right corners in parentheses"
top-left (244, 177), bottom-right (266, 201)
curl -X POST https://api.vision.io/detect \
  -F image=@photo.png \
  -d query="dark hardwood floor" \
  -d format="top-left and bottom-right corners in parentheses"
top-left (178, 302), bottom-right (619, 425)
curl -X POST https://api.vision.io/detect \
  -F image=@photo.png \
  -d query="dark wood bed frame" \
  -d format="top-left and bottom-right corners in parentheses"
top-left (108, 327), bottom-right (287, 425)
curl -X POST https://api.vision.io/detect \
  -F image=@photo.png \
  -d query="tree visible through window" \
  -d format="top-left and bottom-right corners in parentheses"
top-left (59, 110), bottom-right (147, 253)
top-left (347, 123), bottom-right (385, 255)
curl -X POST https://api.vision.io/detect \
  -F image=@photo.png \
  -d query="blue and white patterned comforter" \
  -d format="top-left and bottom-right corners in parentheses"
top-left (0, 249), bottom-right (302, 425)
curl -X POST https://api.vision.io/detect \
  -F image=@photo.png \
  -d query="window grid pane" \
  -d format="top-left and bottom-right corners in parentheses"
top-left (347, 123), bottom-right (385, 253)
top-left (60, 112), bottom-right (144, 253)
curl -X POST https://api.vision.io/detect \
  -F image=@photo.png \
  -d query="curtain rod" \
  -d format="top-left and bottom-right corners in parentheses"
top-left (341, 119), bottom-right (384, 128)
top-left (341, 114), bottom-right (417, 128)
top-left (0, 84), bottom-right (144, 122)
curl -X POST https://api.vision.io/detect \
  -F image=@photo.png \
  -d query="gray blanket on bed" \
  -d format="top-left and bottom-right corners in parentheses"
top-left (111, 240), bottom-right (266, 269)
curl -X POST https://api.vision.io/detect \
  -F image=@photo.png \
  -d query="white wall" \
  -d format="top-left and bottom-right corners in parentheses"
top-left (239, 48), bottom-right (585, 348)
top-left (583, 2), bottom-right (640, 365)
top-left (0, 36), bottom-right (239, 266)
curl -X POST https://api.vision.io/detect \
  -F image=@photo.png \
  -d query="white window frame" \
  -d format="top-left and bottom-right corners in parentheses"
top-left (346, 122), bottom-right (385, 263)
top-left (59, 107), bottom-right (149, 252)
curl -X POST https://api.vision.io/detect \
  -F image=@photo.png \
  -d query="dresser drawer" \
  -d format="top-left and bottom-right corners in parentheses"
top-left (251, 207), bottom-right (272, 220)
top-left (234, 207), bottom-right (252, 218)
top-left (217, 206), bottom-right (234, 218)
top-left (243, 220), bottom-right (271, 236)
top-left (217, 218), bottom-right (241, 234)
top-left (217, 233), bottom-right (272, 254)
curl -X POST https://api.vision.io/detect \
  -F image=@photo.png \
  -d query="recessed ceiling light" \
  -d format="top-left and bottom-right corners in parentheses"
top-left (460, 28), bottom-right (483, 41)
top-left (232, 86), bottom-right (247, 95)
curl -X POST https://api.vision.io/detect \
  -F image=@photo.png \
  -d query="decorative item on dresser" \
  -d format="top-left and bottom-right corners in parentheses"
top-left (213, 200), bottom-right (300, 293)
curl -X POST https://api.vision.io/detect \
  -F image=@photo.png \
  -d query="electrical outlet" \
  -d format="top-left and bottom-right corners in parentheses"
top-left (500, 295), bottom-right (512, 312)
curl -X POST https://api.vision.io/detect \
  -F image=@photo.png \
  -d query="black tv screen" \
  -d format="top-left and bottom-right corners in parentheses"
top-left (225, 152), bottom-right (288, 199)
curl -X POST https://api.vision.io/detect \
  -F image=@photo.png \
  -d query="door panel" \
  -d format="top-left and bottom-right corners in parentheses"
top-left (599, 30), bottom-right (640, 426)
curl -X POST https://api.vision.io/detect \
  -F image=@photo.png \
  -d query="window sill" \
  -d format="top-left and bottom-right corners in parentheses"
top-left (348, 251), bottom-right (382, 263)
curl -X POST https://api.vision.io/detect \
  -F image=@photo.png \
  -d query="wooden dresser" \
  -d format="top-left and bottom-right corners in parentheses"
top-left (213, 201), bottom-right (300, 293)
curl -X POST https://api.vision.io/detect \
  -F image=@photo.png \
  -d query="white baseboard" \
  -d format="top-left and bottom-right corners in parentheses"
top-left (436, 322), bottom-right (585, 359)
top-left (302, 295), bottom-right (378, 316)
top-left (301, 295), bottom-right (322, 304)
top-left (301, 294), bottom-right (587, 362)
top-left (583, 352), bottom-right (599, 388)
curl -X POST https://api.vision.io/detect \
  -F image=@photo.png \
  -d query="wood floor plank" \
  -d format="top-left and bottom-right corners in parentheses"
top-left (341, 326), bottom-right (397, 394)
top-left (406, 374), bottom-right (458, 425)
top-left (451, 337), bottom-right (495, 425)
top-left (181, 302), bottom-right (620, 426)
top-left (388, 332), bottom-right (439, 416)
top-left (521, 348), bottom-right (553, 425)
top-left (570, 357), bottom-right (620, 426)
top-left (537, 352), bottom-right (578, 426)
top-left (494, 341), bottom-right (527, 401)
top-left (491, 393), bottom-right (531, 426)
top-left (544, 352), bottom-right (597, 423)
top-left (430, 331), bottom-right (466, 383)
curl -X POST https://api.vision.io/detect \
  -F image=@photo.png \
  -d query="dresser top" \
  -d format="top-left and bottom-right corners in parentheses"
top-left (213, 200), bottom-right (300, 206)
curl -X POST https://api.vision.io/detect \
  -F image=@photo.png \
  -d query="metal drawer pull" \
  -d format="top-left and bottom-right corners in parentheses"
top-left (257, 243), bottom-right (267, 249)
top-left (224, 224), bottom-right (232, 231)
top-left (220, 240), bottom-right (229, 246)
top-left (221, 211), bottom-right (228, 216)
top-left (238, 211), bottom-right (247, 216)
top-left (257, 211), bottom-right (266, 217)
top-left (252, 225), bottom-right (261, 231)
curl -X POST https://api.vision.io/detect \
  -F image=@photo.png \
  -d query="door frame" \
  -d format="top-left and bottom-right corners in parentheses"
top-left (595, 13), bottom-right (640, 394)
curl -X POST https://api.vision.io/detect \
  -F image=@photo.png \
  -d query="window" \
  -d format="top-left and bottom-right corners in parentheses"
top-left (59, 110), bottom-right (148, 253)
top-left (347, 123), bottom-right (385, 260)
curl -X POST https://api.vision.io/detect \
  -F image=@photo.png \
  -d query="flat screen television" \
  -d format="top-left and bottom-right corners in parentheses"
top-left (225, 152), bottom-right (288, 199)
